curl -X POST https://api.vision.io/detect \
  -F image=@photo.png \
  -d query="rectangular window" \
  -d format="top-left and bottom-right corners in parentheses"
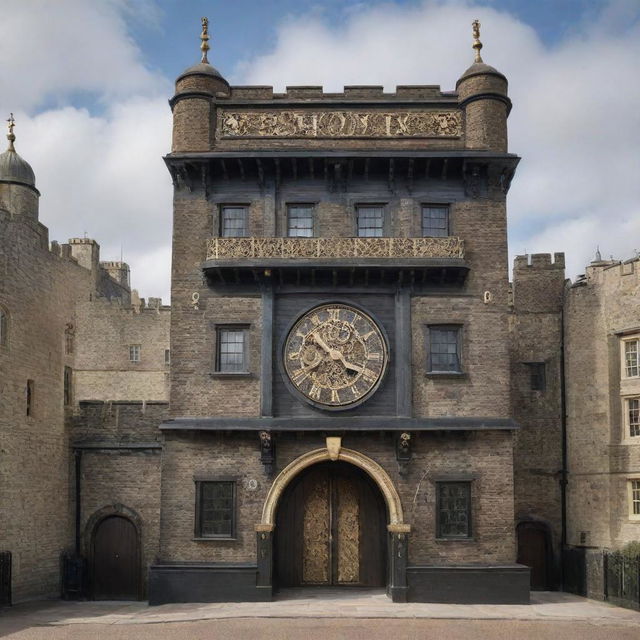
top-left (356, 206), bottom-right (384, 237)
top-left (437, 481), bottom-right (471, 538)
top-left (216, 327), bottom-right (248, 373)
top-left (422, 205), bottom-right (449, 237)
top-left (164, 349), bottom-right (171, 365)
top-left (287, 205), bottom-right (314, 237)
top-left (195, 481), bottom-right (236, 538)
top-left (129, 344), bottom-right (141, 363)
top-left (220, 206), bottom-right (248, 238)
top-left (628, 398), bottom-right (640, 438)
top-left (630, 480), bottom-right (640, 518)
top-left (427, 326), bottom-right (461, 373)
top-left (26, 379), bottom-right (34, 416)
top-left (1, 309), bottom-right (8, 347)
top-left (63, 367), bottom-right (72, 406)
top-left (65, 324), bottom-right (74, 355)
top-left (525, 362), bottom-right (546, 392)
top-left (625, 340), bottom-right (639, 377)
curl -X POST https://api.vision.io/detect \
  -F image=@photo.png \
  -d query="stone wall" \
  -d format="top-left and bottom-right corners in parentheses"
top-left (74, 297), bottom-right (170, 403)
top-left (158, 430), bottom-right (515, 565)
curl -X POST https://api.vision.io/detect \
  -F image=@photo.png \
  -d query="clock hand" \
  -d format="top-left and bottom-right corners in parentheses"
top-left (312, 330), bottom-right (362, 373)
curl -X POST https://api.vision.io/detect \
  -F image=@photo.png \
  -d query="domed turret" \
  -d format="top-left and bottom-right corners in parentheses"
top-left (0, 114), bottom-right (37, 192)
top-left (456, 21), bottom-right (511, 152)
top-left (174, 17), bottom-right (230, 97)
top-left (171, 17), bottom-right (230, 153)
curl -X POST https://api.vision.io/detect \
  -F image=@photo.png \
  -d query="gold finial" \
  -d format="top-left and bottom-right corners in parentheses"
top-left (200, 17), bottom-right (210, 64)
top-left (6, 113), bottom-right (15, 151)
top-left (472, 19), bottom-right (483, 63)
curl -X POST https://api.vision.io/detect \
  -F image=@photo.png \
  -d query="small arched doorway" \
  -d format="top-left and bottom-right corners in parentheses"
top-left (92, 515), bottom-right (140, 600)
top-left (275, 461), bottom-right (387, 588)
top-left (517, 521), bottom-right (551, 590)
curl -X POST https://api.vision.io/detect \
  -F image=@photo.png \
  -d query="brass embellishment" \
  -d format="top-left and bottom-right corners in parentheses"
top-left (337, 476), bottom-right (360, 584)
top-left (200, 17), bottom-right (210, 63)
top-left (284, 304), bottom-right (388, 408)
top-left (219, 110), bottom-right (462, 139)
top-left (206, 236), bottom-right (464, 261)
top-left (472, 19), bottom-right (483, 63)
top-left (302, 473), bottom-right (330, 584)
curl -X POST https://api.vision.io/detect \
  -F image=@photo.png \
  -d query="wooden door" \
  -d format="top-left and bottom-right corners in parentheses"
top-left (517, 523), bottom-right (549, 590)
top-left (92, 516), bottom-right (139, 600)
top-left (275, 462), bottom-right (386, 588)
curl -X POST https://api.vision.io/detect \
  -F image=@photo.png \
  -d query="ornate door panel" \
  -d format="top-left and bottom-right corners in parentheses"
top-left (276, 461), bottom-right (385, 588)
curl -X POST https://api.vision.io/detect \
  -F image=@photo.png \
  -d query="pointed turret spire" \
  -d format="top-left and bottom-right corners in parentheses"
top-left (200, 17), bottom-right (210, 64)
top-left (472, 19), bottom-right (483, 63)
top-left (6, 113), bottom-right (15, 152)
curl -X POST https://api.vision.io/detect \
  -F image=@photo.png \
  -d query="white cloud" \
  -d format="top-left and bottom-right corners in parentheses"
top-left (237, 0), bottom-right (640, 279)
top-left (0, 0), bottom-right (173, 300)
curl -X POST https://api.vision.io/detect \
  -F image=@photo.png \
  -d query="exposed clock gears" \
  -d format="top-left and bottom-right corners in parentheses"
top-left (283, 304), bottom-right (388, 408)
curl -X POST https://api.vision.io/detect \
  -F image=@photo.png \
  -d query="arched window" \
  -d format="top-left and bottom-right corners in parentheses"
top-left (0, 306), bottom-right (8, 347)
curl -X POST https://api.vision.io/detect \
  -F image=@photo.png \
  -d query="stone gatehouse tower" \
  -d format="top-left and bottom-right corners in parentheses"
top-left (148, 19), bottom-right (531, 603)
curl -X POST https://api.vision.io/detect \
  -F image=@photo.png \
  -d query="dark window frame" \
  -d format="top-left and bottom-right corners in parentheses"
top-left (426, 324), bottom-right (463, 374)
top-left (26, 379), bottom-right (34, 417)
top-left (219, 205), bottom-right (249, 238)
top-left (355, 204), bottom-right (386, 238)
top-left (436, 480), bottom-right (472, 539)
top-left (214, 325), bottom-right (250, 374)
top-left (63, 366), bottom-right (72, 406)
top-left (524, 362), bottom-right (546, 392)
top-left (421, 204), bottom-right (450, 237)
top-left (286, 203), bottom-right (315, 238)
top-left (194, 479), bottom-right (237, 540)
top-left (0, 306), bottom-right (8, 348)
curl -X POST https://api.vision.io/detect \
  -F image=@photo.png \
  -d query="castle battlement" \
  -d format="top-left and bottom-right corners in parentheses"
top-left (513, 253), bottom-right (565, 271)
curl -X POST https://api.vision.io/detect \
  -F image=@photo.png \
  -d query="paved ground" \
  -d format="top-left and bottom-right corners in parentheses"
top-left (1, 590), bottom-right (639, 639)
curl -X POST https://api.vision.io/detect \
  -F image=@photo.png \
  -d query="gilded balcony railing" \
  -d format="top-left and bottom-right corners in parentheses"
top-left (206, 237), bottom-right (464, 261)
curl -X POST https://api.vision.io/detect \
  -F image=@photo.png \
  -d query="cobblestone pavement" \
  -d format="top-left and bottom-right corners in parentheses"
top-left (1, 590), bottom-right (639, 639)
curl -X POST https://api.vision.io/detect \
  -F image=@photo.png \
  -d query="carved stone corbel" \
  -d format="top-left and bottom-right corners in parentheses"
top-left (396, 432), bottom-right (412, 476)
top-left (259, 431), bottom-right (275, 476)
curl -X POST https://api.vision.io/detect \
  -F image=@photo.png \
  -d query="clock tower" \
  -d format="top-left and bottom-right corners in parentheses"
top-left (150, 19), bottom-right (529, 605)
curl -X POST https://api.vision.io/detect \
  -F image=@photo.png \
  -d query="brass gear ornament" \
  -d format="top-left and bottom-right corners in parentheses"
top-left (284, 304), bottom-right (388, 408)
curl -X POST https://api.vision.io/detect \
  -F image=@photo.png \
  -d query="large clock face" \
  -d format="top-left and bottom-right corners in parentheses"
top-left (283, 304), bottom-right (388, 408)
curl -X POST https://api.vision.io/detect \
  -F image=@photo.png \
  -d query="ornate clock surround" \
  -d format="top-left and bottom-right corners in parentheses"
top-left (280, 301), bottom-right (390, 412)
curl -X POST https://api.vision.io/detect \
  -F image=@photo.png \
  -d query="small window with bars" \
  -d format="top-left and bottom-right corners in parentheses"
top-left (65, 323), bottom-right (74, 355)
top-left (195, 480), bottom-right (236, 538)
top-left (624, 340), bottom-right (639, 378)
top-left (628, 398), bottom-right (640, 438)
top-left (164, 349), bottom-right (171, 365)
top-left (287, 205), bottom-right (314, 237)
top-left (422, 205), bottom-right (449, 237)
top-left (427, 326), bottom-right (462, 373)
top-left (525, 362), bottom-right (546, 392)
top-left (630, 479), bottom-right (640, 518)
top-left (356, 206), bottom-right (384, 237)
top-left (215, 327), bottom-right (249, 373)
top-left (220, 206), bottom-right (248, 238)
top-left (437, 481), bottom-right (472, 538)
top-left (129, 344), bottom-right (141, 363)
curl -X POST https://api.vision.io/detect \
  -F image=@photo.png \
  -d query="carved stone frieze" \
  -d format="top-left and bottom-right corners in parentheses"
top-left (206, 236), bottom-right (464, 261)
top-left (218, 109), bottom-right (462, 139)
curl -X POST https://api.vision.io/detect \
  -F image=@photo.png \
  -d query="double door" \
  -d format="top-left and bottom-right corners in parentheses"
top-left (276, 461), bottom-right (386, 587)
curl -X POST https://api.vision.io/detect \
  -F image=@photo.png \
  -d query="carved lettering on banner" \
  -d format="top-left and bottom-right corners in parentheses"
top-left (219, 110), bottom-right (462, 139)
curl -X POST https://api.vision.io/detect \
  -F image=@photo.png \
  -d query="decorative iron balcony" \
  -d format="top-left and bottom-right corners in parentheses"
top-left (206, 236), bottom-right (464, 261)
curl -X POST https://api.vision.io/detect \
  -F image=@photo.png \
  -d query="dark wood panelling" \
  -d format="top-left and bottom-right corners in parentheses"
top-left (273, 292), bottom-right (396, 417)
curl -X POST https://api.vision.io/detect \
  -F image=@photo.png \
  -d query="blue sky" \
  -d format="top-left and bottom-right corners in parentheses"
top-left (1, 0), bottom-right (639, 300)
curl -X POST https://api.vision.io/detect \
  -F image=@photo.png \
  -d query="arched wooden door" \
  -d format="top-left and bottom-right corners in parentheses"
top-left (275, 461), bottom-right (387, 588)
top-left (517, 522), bottom-right (550, 590)
top-left (92, 515), bottom-right (139, 600)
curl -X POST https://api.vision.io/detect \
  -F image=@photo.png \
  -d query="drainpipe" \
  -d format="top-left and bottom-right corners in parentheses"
top-left (560, 303), bottom-right (568, 587)
top-left (75, 449), bottom-right (82, 555)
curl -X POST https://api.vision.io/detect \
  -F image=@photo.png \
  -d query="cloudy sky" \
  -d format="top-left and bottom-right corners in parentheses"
top-left (1, 0), bottom-right (638, 300)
